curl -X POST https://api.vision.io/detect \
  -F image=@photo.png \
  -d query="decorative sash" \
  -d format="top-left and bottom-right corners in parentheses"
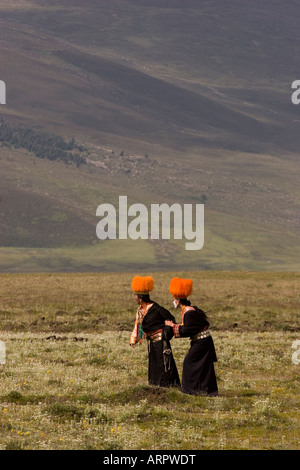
top-left (146, 328), bottom-right (163, 343)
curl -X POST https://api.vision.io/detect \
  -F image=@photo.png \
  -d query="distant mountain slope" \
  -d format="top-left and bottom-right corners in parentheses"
top-left (52, 49), bottom-right (294, 153)
top-left (1, 0), bottom-right (300, 153)
top-left (0, 0), bottom-right (299, 271)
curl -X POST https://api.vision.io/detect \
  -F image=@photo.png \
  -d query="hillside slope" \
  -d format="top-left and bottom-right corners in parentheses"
top-left (0, 0), bottom-right (299, 272)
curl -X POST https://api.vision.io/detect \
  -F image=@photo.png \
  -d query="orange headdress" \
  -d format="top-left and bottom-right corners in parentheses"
top-left (131, 275), bottom-right (154, 294)
top-left (169, 277), bottom-right (193, 299)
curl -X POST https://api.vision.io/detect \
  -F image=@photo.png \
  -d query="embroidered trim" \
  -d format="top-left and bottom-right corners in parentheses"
top-left (181, 305), bottom-right (195, 318)
top-left (130, 303), bottom-right (154, 345)
top-left (173, 323), bottom-right (181, 338)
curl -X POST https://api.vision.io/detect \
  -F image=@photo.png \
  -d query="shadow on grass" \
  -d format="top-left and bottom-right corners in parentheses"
top-left (108, 384), bottom-right (188, 405)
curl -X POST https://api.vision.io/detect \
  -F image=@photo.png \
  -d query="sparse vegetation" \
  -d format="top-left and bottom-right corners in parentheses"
top-left (0, 119), bottom-right (86, 167)
top-left (0, 271), bottom-right (299, 450)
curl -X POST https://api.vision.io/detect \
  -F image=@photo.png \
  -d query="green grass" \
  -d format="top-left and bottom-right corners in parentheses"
top-left (0, 310), bottom-right (299, 450)
top-left (1, 328), bottom-right (299, 450)
top-left (0, 143), bottom-right (299, 272)
top-left (0, 271), bottom-right (299, 449)
top-left (0, 271), bottom-right (299, 333)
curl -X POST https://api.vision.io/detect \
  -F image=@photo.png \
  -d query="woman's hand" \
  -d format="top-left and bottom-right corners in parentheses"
top-left (165, 320), bottom-right (174, 327)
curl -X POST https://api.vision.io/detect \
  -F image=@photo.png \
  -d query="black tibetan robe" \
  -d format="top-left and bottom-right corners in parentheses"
top-left (131, 302), bottom-right (180, 388)
top-left (174, 306), bottom-right (218, 397)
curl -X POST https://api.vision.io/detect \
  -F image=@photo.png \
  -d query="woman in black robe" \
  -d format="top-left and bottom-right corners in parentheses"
top-left (130, 276), bottom-right (180, 388)
top-left (165, 277), bottom-right (218, 396)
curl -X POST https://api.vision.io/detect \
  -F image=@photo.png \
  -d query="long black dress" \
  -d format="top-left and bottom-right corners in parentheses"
top-left (131, 302), bottom-right (180, 387)
top-left (173, 306), bottom-right (218, 396)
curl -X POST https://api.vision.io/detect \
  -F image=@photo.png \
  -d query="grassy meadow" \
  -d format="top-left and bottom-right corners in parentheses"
top-left (0, 271), bottom-right (299, 450)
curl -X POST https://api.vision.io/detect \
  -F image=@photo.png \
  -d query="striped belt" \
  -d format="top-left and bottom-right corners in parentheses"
top-left (146, 328), bottom-right (163, 342)
top-left (191, 329), bottom-right (211, 341)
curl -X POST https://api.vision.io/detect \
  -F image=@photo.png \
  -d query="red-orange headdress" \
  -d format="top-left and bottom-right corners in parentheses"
top-left (131, 275), bottom-right (154, 294)
top-left (169, 277), bottom-right (193, 299)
